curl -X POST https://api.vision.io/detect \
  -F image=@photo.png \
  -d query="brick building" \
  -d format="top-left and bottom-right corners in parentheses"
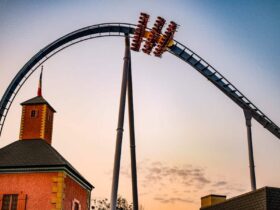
top-left (200, 187), bottom-right (280, 210)
top-left (0, 72), bottom-right (93, 210)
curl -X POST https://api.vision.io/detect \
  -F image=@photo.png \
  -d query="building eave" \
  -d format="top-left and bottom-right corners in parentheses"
top-left (0, 165), bottom-right (94, 191)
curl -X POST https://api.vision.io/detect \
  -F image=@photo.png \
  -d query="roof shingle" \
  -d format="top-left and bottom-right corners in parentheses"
top-left (21, 96), bottom-right (56, 112)
top-left (0, 139), bottom-right (92, 189)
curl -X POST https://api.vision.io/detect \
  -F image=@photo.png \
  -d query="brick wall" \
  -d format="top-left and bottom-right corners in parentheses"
top-left (44, 107), bottom-right (54, 144)
top-left (267, 187), bottom-right (280, 210)
top-left (0, 171), bottom-right (91, 210)
top-left (200, 187), bottom-right (280, 210)
top-left (19, 104), bottom-right (54, 144)
top-left (20, 105), bottom-right (45, 140)
top-left (63, 174), bottom-right (90, 210)
top-left (0, 172), bottom-right (56, 210)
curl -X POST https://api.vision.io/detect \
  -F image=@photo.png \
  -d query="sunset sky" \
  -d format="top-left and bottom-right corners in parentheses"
top-left (0, 1), bottom-right (280, 210)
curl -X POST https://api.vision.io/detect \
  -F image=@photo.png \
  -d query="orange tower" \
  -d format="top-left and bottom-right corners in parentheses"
top-left (19, 67), bottom-right (55, 144)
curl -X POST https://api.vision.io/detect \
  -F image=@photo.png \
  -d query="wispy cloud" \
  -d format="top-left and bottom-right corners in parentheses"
top-left (140, 161), bottom-right (210, 189)
top-left (118, 159), bottom-right (246, 204)
top-left (212, 181), bottom-right (227, 187)
top-left (154, 196), bottom-right (194, 204)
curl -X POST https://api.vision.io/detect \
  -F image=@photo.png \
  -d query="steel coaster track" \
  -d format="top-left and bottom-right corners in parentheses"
top-left (0, 23), bottom-right (135, 136)
top-left (0, 23), bottom-right (279, 140)
top-left (168, 42), bottom-right (280, 139)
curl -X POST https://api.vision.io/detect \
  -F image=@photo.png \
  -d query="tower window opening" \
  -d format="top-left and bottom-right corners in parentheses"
top-left (48, 112), bottom-right (52, 121)
top-left (30, 110), bottom-right (38, 118)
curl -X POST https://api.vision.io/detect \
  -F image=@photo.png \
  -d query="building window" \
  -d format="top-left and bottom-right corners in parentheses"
top-left (48, 112), bottom-right (52, 121)
top-left (74, 202), bottom-right (79, 210)
top-left (1, 194), bottom-right (18, 210)
top-left (30, 110), bottom-right (38, 118)
top-left (72, 199), bottom-right (81, 210)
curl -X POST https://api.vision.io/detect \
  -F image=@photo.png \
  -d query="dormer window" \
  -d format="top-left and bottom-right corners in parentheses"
top-left (30, 110), bottom-right (38, 118)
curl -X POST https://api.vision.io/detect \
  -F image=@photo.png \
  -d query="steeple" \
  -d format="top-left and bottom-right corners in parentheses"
top-left (19, 67), bottom-right (56, 144)
top-left (37, 65), bottom-right (43, 97)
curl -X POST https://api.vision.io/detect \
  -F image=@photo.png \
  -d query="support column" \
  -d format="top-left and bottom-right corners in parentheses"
top-left (127, 53), bottom-right (139, 210)
top-left (110, 35), bottom-right (130, 210)
top-left (243, 109), bottom-right (257, 191)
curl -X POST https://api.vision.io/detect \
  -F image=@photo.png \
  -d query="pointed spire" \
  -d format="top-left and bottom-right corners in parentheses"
top-left (37, 66), bottom-right (43, 97)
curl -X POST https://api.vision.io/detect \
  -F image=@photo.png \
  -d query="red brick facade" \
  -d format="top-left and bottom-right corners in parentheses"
top-left (20, 105), bottom-right (44, 140)
top-left (0, 172), bottom-right (90, 210)
top-left (19, 103), bottom-right (54, 144)
top-left (44, 107), bottom-right (54, 144)
top-left (0, 172), bottom-right (54, 210)
top-left (63, 176), bottom-right (90, 210)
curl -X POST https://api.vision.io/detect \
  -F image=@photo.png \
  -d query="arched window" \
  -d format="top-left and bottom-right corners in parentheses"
top-left (72, 199), bottom-right (81, 210)
top-left (74, 202), bottom-right (79, 210)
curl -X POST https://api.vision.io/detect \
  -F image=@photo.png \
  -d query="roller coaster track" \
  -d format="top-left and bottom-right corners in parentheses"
top-left (0, 23), bottom-right (279, 139)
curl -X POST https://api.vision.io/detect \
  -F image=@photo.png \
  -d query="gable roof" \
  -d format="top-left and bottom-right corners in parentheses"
top-left (21, 96), bottom-right (56, 112)
top-left (0, 139), bottom-right (93, 190)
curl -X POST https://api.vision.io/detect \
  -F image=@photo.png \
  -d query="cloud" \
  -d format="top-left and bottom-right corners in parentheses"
top-left (116, 160), bottom-right (246, 205)
top-left (212, 181), bottom-right (227, 187)
top-left (141, 161), bottom-right (211, 189)
top-left (154, 196), bottom-right (194, 204)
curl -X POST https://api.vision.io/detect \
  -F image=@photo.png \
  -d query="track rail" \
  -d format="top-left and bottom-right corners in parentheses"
top-left (0, 23), bottom-right (279, 139)
top-left (168, 42), bottom-right (280, 139)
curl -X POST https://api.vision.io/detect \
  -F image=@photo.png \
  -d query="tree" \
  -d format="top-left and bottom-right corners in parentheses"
top-left (91, 196), bottom-right (144, 210)
top-left (116, 196), bottom-right (132, 210)
top-left (91, 198), bottom-right (110, 210)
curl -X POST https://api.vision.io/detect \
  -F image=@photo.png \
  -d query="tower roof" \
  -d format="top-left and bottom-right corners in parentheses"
top-left (0, 139), bottom-right (93, 190)
top-left (21, 96), bottom-right (56, 112)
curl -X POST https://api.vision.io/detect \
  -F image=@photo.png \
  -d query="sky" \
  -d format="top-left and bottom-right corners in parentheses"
top-left (0, 0), bottom-right (280, 210)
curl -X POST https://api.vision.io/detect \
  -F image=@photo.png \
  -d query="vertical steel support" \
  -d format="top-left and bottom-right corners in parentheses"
top-left (110, 35), bottom-right (130, 210)
top-left (127, 53), bottom-right (139, 210)
top-left (244, 109), bottom-right (257, 191)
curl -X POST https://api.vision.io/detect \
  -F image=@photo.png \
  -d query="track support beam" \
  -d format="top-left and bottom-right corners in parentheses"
top-left (244, 109), bottom-right (257, 191)
top-left (110, 35), bottom-right (130, 210)
top-left (127, 52), bottom-right (139, 210)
